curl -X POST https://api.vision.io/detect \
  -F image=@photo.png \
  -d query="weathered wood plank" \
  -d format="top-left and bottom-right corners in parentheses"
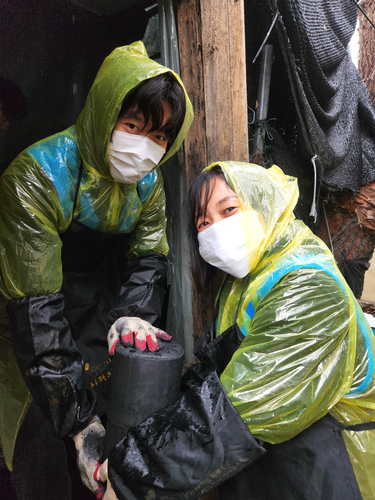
top-left (177, 0), bottom-right (248, 343)
top-left (201, 0), bottom-right (248, 163)
top-left (176, 3), bottom-right (248, 497)
top-left (228, 0), bottom-right (248, 161)
top-left (177, 0), bottom-right (207, 186)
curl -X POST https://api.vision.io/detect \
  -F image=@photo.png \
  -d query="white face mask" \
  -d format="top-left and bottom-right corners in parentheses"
top-left (198, 210), bottom-right (265, 278)
top-left (109, 130), bottom-right (166, 184)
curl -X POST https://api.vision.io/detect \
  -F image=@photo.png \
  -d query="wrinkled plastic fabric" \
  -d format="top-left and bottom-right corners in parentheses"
top-left (6, 294), bottom-right (98, 438)
top-left (203, 161), bottom-right (375, 498)
top-left (0, 41), bottom-right (193, 469)
top-left (191, 327), bottom-right (363, 500)
top-left (0, 41), bottom-right (193, 300)
top-left (107, 253), bottom-right (168, 328)
top-left (108, 371), bottom-right (266, 500)
top-left (0, 295), bottom-right (31, 470)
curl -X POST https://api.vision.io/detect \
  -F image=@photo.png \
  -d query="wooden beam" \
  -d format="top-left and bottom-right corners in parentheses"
top-left (358, 0), bottom-right (375, 103)
top-left (178, 0), bottom-right (248, 181)
top-left (177, 0), bottom-right (248, 339)
top-left (200, 0), bottom-right (248, 163)
top-left (177, 3), bottom-right (248, 496)
top-left (178, 0), bottom-right (207, 186)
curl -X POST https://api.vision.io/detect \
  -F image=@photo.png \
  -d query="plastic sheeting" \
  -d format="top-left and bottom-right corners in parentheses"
top-left (108, 371), bottom-right (266, 500)
top-left (0, 296), bottom-right (31, 471)
top-left (156, 0), bottom-right (195, 365)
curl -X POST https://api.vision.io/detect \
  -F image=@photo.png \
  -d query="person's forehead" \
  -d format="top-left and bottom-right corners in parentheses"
top-left (122, 108), bottom-right (144, 121)
top-left (201, 178), bottom-right (237, 213)
top-left (123, 105), bottom-right (170, 131)
top-left (210, 177), bottom-right (236, 199)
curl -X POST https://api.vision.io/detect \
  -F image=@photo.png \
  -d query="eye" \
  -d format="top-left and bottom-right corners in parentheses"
top-left (224, 206), bottom-right (239, 216)
top-left (126, 123), bottom-right (138, 131)
top-left (197, 220), bottom-right (210, 232)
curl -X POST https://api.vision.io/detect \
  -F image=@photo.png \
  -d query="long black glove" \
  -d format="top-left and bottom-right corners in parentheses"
top-left (107, 253), bottom-right (168, 329)
top-left (7, 293), bottom-right (97, 437)
top-left (107, 371), bottom-right (266, 500)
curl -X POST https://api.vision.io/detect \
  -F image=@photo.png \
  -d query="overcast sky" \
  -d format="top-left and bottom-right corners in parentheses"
top-left (348, 20), bottom-right (359, 68)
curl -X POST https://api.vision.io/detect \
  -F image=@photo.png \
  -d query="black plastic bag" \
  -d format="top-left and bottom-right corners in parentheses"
top-left (108, 371), bottom-right (266, 500)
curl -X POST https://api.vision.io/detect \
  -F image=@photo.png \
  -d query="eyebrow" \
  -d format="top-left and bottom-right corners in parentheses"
top-left (122, 110), bottom-right (167, 133)
top-left (216, 194), bottom-right (239, 206)
top-left (122, 110), bottom-right (145, 123)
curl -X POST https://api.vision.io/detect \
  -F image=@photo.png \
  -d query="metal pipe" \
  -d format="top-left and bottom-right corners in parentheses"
top-left (252, 44), bottom-right (274, 156)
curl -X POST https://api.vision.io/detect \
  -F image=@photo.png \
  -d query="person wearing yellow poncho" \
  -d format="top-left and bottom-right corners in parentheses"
top-left (0, 41), bottom-right (193, 499)
top-left (187, 161), bottom-right (375, 500)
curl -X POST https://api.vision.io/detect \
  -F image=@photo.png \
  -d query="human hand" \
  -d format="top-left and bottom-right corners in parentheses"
top-left (108, 316), bottom-right (171, 354)
top-left (72, 416), bottom-right (106, 499)
top-left (96, 460), bottom-right (119, 500)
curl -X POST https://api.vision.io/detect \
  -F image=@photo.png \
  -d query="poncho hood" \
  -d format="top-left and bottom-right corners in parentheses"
top-left (76, 41), bottom-right (193, 178)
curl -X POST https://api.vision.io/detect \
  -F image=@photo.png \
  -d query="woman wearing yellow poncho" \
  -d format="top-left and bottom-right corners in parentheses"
top-left (187, 161), bottom-right (375, 500)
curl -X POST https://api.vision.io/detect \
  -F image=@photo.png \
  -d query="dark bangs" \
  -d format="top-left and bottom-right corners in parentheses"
top-left (188, 165), bottom-right (226, 290)
top-left (119, 73), bottom-right (186, 146)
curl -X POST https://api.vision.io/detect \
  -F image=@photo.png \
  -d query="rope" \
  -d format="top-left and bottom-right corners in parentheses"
top-left (309, 154), bottom-right (318, 223)
top-left (323, 202), bottom-right (335, 260)
top-left (248, 114), bottom-right (276, 166)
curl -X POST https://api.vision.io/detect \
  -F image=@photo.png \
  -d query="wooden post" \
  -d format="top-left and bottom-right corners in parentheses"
top-left (200, 0), bottom-right (248, 165)
top-left (177, 0), bottom-right (248, 341)
top-left (178, 0), bottom-right (248, 173)
top-left (177, 0), bottom-right (207, 186)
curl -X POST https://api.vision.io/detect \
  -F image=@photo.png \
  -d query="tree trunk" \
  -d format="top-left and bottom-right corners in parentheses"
top-left (358, 0), bottom-right (375, 101)
top-left (317, 184), bottom-right (375, 297)
top-left (178, 3), bottom-right (248, 496)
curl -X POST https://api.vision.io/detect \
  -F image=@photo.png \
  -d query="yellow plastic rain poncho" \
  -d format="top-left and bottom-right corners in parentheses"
top-left (0, 41), bottom-right (193, 299)
top-left (205, 162), bottom-right (375, 499)
top-left (0, 41), bottom-right (193, 469)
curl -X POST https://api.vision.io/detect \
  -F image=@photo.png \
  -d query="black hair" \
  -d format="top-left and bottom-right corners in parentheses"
top-left (118, 72), bottom-right (186, 146)
top-left (188, 165), bottom-right (229, 291)
top-left (0, 77), bottom-right (27, 121)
